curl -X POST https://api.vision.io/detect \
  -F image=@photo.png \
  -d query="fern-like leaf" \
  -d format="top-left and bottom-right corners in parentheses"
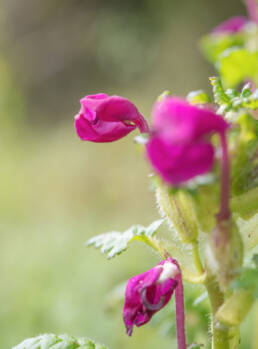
top-left (86, 219), bottom-right (164, 259)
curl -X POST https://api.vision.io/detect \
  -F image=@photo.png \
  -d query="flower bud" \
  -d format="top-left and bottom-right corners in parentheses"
top-left (207, 220), bottom-right (243, 288)
top-left (146, 97), bottom-right (228, 185)
top-left (156, 183), bottom-right (199, 244)
top-left (74, 94), bottom-right (148, 142)
top-left (123, 258), bottom-right (179, 336)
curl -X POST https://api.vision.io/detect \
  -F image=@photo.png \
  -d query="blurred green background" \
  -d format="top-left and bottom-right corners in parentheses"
top-left (0, 0), bottom-right (255, 348)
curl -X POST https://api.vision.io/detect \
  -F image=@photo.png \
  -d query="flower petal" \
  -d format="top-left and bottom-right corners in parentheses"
top-left (146, 137), bottom-right (214, 184)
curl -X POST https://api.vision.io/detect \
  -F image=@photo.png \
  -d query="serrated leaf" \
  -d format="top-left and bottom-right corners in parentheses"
top-left (12, 334), bottom-right (108, 349)
top-left (86, 220), bottom-right (163, 259)
top-left (209, 76), bottom-right (231, 111)
top-left (217, 48), bottom-right (258, 88)
top-left (210, 77), bottom-right (258, 118)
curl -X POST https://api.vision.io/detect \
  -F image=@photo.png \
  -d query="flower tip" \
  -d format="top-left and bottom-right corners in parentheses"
top-left (158, 261), bottom-right (179, 283)
top-left (126, 326), bottom-right (133, 336)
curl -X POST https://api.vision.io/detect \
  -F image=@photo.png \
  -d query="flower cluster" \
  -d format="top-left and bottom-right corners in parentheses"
top-left (75, 93), bottom-right (228, 185)
top-left (73, 1), bottom-right (258, 348)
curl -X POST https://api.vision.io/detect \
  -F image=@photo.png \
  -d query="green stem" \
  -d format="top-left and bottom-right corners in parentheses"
top-left (212, 323), bottom-right (230, 349)
top-left (192, 242), bottom-right (204, 275)
top-left (205, 277), bottom-right (230, 349)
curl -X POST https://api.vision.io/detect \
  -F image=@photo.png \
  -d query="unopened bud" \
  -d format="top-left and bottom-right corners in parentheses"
top-left (208, 219), bottom-right (243, 288)
top-left (156, 184), bottom-right (199, 244)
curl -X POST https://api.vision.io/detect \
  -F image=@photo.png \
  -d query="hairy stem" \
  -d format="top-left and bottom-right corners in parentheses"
top-left (192, 241), bottom-right (204, 275)
top-left (205, 277), bottom-right (230, 349)
top-left (218, 131), bottom-right (230, 221)
top-left (245, 0), bottom-right (258, 22)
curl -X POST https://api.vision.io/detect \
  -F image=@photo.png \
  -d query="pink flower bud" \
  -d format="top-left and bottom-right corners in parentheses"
top-left (146, 97), bottom-right (228, 185)
top-left (74, 94), bottom-right (149, 142)
top-left (212, 16), bottom-right (247, 34)
top-left (123, 259), bottom-right (179, 336)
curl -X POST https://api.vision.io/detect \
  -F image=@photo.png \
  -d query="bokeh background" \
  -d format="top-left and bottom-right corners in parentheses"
top-left (0, 0), bottom-right (255, 348)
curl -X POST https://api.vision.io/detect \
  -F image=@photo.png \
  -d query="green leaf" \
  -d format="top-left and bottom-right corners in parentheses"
top-left (186, 90), bottom-right (211, 105)
top-left (86, 219), bottom-right (164, 259)
top-left (209, 76), bottom-right (231, 112)
top-left (231, 267), bottom-right (258, 297)
top-left (200, 32), bottom-right (245, 64)
top-left (209, 77), bottom-right (258, 118)
top-left (12, 334), bottom-right (108, 349)
top-left (217, 48), bottom-right (258, 88)
top-left (231, 187), bottom-right (258, 219)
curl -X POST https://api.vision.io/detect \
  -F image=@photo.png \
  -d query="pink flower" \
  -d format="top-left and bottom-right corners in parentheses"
top-left (123, 259), bottom-right (179, 336)
top-left (74, 93), bottom-right (149, 142)
top-left (146, 97), bottom-right (228, 185)
top-left (212, 16), bottom-right (247, 34)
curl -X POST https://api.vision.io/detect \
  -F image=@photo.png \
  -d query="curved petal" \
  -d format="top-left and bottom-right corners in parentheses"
top-left (146, 137), bottom-right (214, 184)
top-left (75, 113), bottom-right (136, 142)
top-left (80, 93), bottom-right (109, 114)
top-left (152, 97), bottom-right (228, 144)
top-left (97, 96), bottom-right (149, 133)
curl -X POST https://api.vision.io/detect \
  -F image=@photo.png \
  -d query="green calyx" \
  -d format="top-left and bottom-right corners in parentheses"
top-left (156, 183), bottom-right (199, 244)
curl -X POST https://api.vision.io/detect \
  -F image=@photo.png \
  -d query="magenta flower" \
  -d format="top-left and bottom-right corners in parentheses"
top-left (212, 16), bottom-right (247, 34)
top-left (74, 93), bottom-right (149, 142)
top-left (146, 97), bottom-right (228, 185)
top-left (123, 259), bottom-right (179, 336)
